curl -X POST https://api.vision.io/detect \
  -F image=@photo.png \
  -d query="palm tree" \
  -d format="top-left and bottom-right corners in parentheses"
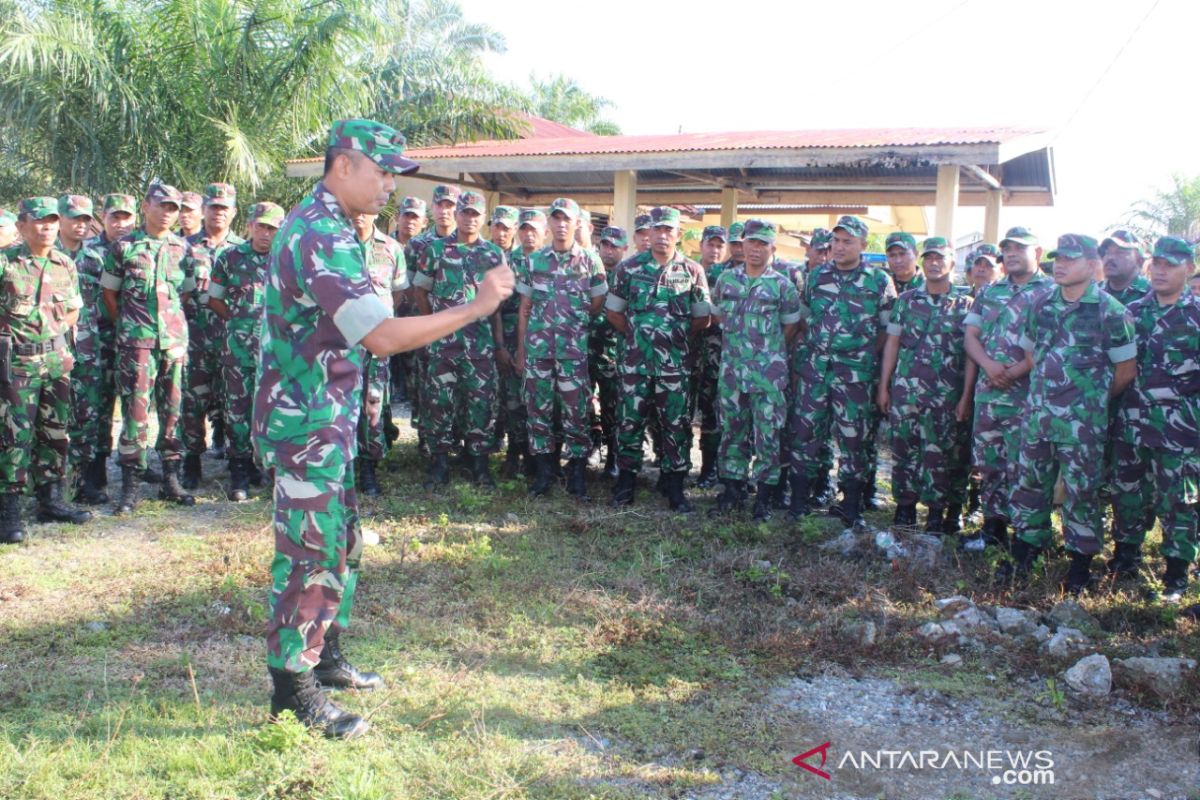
top-left (1123, 173), bottom-right (1200, 244)
top-left (527, 73), bottom-right (620, 135)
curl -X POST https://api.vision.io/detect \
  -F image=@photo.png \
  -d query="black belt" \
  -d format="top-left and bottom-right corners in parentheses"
top-left (12, 334), bottom-right (68, 356)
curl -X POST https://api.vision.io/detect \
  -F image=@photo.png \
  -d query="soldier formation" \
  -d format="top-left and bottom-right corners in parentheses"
top-left (2, 116), bottom-right (1199, 740)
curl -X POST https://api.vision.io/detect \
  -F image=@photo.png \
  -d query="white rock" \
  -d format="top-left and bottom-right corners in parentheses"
top-left (1048, 599), bottom-right (1098, 631)
top-left (1041, 627), bottom-right (1089, 658)
top-left (819, 529), bottom-right (860, 556)
top-left (941, 653), bottom-right (963, 665)
top-left (1029, 624), bottom-right (1052, 643)
top-left (846, 621), bottom-right (877, 647)
top-left (908, 534), bottom-right (944, 569)
top-left (952, 605), bottom-right (998, 633)
top-left (1112, 657), bottom-right (1198, 699)
top-left (935, 595), bottom-right (974, 617)
top-left (994, 606), bottom-right (1038, 636)
top-left (1064, 653), bottom-right (1111, 696)
top-left (361, 527), bottom-right (380, 546)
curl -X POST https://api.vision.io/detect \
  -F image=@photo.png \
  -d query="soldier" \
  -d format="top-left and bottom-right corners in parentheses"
top-left (182, 183), bottom-right (244, 486)
top-left (178, 192), bottom-right (203, 238)
top-left (959, 227), bottom-right (1053, 552)
top-left (1110, 237), bottom-right (1199, 601)
top-left (1189, 273), bottom-right (1200, 296)
top-left (0, 209), bottom-right (18, 249)
top-left (632, 213), bottom-right (653, 253)
top-left (787, 215), bottom-right (896, 526)
top-left (967, 244), bottom-right (1001, 296)
top-left (207, 202), bottom-right (282, 501)
top-left (0, 197), bottom-right (93, 543)
top-left (605, 206), bottom-right (711, 512)
top-left (413, 190), bottom-right (505, 488)
top-left (253, 119), bottom-right (511, 737)
top-left (794, 227), bottom-right (837, 505)
top-left (708, 219), bottom-right (802, 521)
top-left (488, 205), bottom-right (520, 455)
top-left (576, 208), bottom-right (595, 249)
top-left (352, 211), bottom-right (407, 496)
top-left (726, 221), bottom-right (745, 267)
top-left (514, 198), bottom-right (607, 498)
top-left (877, 237), bottom-right (973, 531)
top-left (390, 196), bottom-right (426, 411)
top-left (1002, 234), bottom-right (1136, 593)
top-left (591, 225), bottom-right (626, 479)
top-left (497, 208), bottom-right (545, 478)
top-left (884, 231), bottom-right (925, 293)
top-left (801, 227), bottom-right (832, 276)
top-left (1099, 230), bottom-right (1150, 306)
top-left (100, 183), bottom-right (208, 513)
top-left (692, 225), bottom-right (728, 488)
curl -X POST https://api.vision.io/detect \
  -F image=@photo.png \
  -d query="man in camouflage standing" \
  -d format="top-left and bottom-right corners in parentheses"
top-left (497, 208), bottom-right (545, 478)
top-left (793, 227), bottom-right (838, 506)
top-left (884, 232), bottom-right (925, 294)
top-left (0, 209), bottom-right (18, 249)
top-left (488, 205), bottom-right (521, 459)
top-left (391, 197), bottom-right (426, 412)
top-left (182, 183), bottom-right (244, 487)
top-left (254, 119), bottom-right (511, 737)
top-left (708, 220), bottom-right (802, 521)
top-left (206, 202), bottom-right (282, 501)
top-left (1003, 234), bottom-right (1137, 593)
top-left (1099, 230), bottom-right (1150, 306)
top-left (413, 191), bottom-right (506, 488)
top-left (1, 197), bottom-right (92, 543)
top-left (514, 198), bottom-right (607, 499)
top-left (591, 225), bottom-right (627, 479)
top-left (877, 237), bottom-right (973, 532)
top-left (178, 192), bottom-right (203, 238)
top-left (632, 213), bottom-right (653, 254)
top-left (1110, 237), bottom-right (1199, 601)
top-left (101, 184), bottom-right (207, 513)
top-left (691, 225), bottom-right (728, 489)
top-left (605, 206), bottom-right (711, 512)
top-left (787, 215), bottom-right (896, 526)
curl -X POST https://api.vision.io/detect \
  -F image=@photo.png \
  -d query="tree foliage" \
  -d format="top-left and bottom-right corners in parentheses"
top-left (1123, 173), bottom-right (1200, 244)
top-left (526, 73), bottom-right (620, 136)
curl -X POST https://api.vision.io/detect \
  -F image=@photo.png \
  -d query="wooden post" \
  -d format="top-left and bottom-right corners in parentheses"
top-left (934, 164), bottom-right (960, 242)
top-left (613, 170), bottom-right (638, 232)
top-left (720, 186), bottom-right (738, 229)
top-left (484, 190), bottom-right (501, 212)
top-left (984, 189), bottom-right (1003, 244)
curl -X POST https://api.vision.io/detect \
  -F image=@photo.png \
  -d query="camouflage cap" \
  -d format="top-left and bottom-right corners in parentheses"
top-left (1046, 233), bottom-right (1099, 261)
top-left (145, 183), bottom-right (183, 206)
top-left (19, 197), bottom-right (60, 220)
top-left (456, 191), bottom-right (487, 215)
top-left (490, 205), bottom-right (519, 227)
top-left (203, 182), bottom-right (237, 208)
top-left (518, 208), bottom-right (547, 229)
top-left (1151, 236), bottom-right (1195, 265)
top-left (249, 201), bottom-right (285, 227)
top-left (180, 191), bottom-right (203, 210)
top-left (999, 226), bottom-right (1038, 247)
top-left (58, 194), bottom-right (95, 219)
top-left (599, 226), bottom-right (628, 247)
top-left (742, 218), bottom-right (777, 244)
top-left (649, 206), bottom-right (681, 229)
top-left (431, 185), bottom-right (460, 205)
top-left (833, 214), bottom-right (869, 239)
top-left (548, 197), bottom-right (580, 220)
top-left (399, 196), bottom-right (427, 216)
top-left (920, 236), bottom-right (953, 257)
top-left (579, 208), bottom-right (592, 224)
top-left (727, 221), bottom-right (746, 242)
top-left (102, 193), bottom-right (137, 215)
top-left (884, 231), bottom-right (917, 253)
top-left (0, 209), bottom-right (15, 227)
top-left (810, 227), bottom-right (832, 249)
top-left (1099, 228), bottom-right (1144, 257)
top-left (701, 225), bottom-right (727, 242)
top-left (634, 213), bottom-right (653, 231)
top-left (973, 242), bottom-right (1002, 262)
top-left (326, 118), bottom-right (419, 175)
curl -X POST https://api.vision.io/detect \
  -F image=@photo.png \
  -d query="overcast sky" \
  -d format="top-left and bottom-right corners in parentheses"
top-left (460, 0), bottom-right (1198, 242)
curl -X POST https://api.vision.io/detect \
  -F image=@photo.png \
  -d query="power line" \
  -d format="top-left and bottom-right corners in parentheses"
top-left (885, 0), bottom-right (973, 56)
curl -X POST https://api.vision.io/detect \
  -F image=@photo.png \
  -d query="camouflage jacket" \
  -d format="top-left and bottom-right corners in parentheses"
top-left (712, 264), bottom-right (802, 397)
top-left (700, 259), bottom-right (732, 338)
top-left (366, 228), bottom-right (409, 304)
top-left (892, 272), bottom-right (925, 295)
top-left (1019, 281), bottom-right (1136, 446)
top-left (886, 284), bottom-right (974, 410)
top-left (963, 272), bottom-right (1053, 407)
top-left (605, 248), bottom-right (711, 376)
top-left (252, 181), bottom-right (393, 470)
top-left (1100, 275), bottom-right (1152, 309)
top-left (208, 242), bottom-right (270, 332)
top-left (796, 258), bottom-right (897, 382)
top-left (0, 244), bottom-right (83, 346)
top-left (69, 238), bottom-right (111, 336)
top-left (516, 243), bottom-right (607, 361)
top-left (187, 229), bottom-right (244, 317)
top-left (501, 247), bottom-right (535, 347)
top-left (1116, 291), bottom-right (1200, 451)
top-left (412, 234), bottom-right (505, 358)
top-left (100, 229), bottom-right (207, 352)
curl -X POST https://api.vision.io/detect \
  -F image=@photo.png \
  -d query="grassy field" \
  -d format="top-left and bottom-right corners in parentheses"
top-left (1, 420), bottom-right (1197, 799)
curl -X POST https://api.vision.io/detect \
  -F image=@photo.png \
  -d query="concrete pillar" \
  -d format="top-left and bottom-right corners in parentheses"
top-left (484, 190), bottom-right (501, 212)
top-left (720, 186), bottom-right (738, 229)
top-left (934, 164), bottom-right (960, 242)
top-left (984, 189), bottom-right (1003, 244)
top-left (613, 170), bottom-right (638, 232)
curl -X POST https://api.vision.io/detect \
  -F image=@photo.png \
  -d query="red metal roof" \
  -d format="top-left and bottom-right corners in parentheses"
top-left (508, 112), bottom-right (594, 139)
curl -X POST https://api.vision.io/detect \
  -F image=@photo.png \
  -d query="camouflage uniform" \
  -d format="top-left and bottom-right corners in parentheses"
top-left (589, 226), bottom-right (625, 464)
top-left (794, 229), bottom-right (835, 497)
top-left (693, 226), bottom-right (730, 464)
top-left (357, 228), bottom-right (407, 461)
top-left (1009, 240), bottom-right (1136, 556)
top-left (498, 209), bottom-right (538, 458)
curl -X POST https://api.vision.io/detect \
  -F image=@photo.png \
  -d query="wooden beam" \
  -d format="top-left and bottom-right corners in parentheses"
top-left (612, 170), bottom-right (638, 233)
top-left (961, 164), bottom-right (1002, 190)
top-left (492, 188), bottom-right (1053, 208)
top-left (984, 189), bottom-right (1003, 243)
top-left (934, 164), bottom-right (960, 242)
top-left (719, 187), bottom-right (738, 229)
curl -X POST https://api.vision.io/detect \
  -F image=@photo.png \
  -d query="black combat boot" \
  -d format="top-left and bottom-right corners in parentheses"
top-left (1, 492), bottom-right (24, 544)
top-left (140, 465), bottom-right (162, 484)
top-left (830, 479), bottom-right (864, 526)
top-left (565, 458), bottom-right (589, 500)
top-left (789, 473), bottom-right (812, 520)
top-left (313, 630), bottom-right (385, 691)
top-left (771, 467), bottom-right (791, 510)
top-left (247, 460), bottom-right (265, 487)
top-left (35, 481), bottom-right (92, 524)
top-left (811, 471), bottom-right (836, 506)
top-left (1063, 551), bottom-right (1096, 596)
top-left (74, 457), bottom-right (109, 505)
top-left (961, 516), bottom-right (1007, 553)
top-left (227, 458), bottom-right (249, 502)
top-left (93, 455), bottom-right (109, 490)
top-left (695, 445), bottom-right (718, 489)
top-left (268, 667), bottom-right (369, 739)
top-left (500, 443), bottom-right (525, 479)
top-left (893, 503), bottom-right (918, 526)
top-left (924, 506), bottom-right (946, 535)
top-left (943, 503), bottom-right (963, 536)
top-left (1162, 557), bottom-right (1190, 602)
top-left (664, 471), bottom-right (693, 513)
top-left (160, 460), bottom-right (196, 506)
top-left (1105, 540), bottom-right (1143, 578)
top-left (470, 453), bottom-right (495, 488)
top-left (211, 419), bottom-right (226, 460)
top-left (603, 435), bottom-right (619, 479)
top-left (994, 536), bottom-right (1043, 585)
top-left (529, 453), bottom-right (555, 497)
top-left (181, 453), bottom-right (202, 490)
top-left (753, 485), bottom-right (775, 522)
top-left (708, 479), bottom-right (746, 516)
top-left (358, 458), bottom-right (382, 497)
top-left (966, 481), bottom-right (981, 519)
top-left (424, 454), bottom-right (449, 489)
top-left (611, 469), bottom-right (636, 507)
top-left (861, 469), bottom-right (879, 510)
top-left (115, 465), bottom-right (140, 515)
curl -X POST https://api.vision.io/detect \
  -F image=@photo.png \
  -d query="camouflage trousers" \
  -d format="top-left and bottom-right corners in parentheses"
top-left (857, 406), bottom-right (881, 486)
top-left (616, 372), bottom-right (691, 473)
top-left (889, 402), bottom-right (966, 507)
top-left (266, 459), bottom-right (361, 672)
top-left (117, 345), bottom-right (185, 469)
top-left (948, 419), bottom-right (972, 507)
top-left (409, 347), bottom-right (428, 437)
top-left (68, 322), bottom-right (117, 468)
top-left (971, 401), bottom-right (1023, 521)
top-left (221, 325), bottom-right (259, 460)
top-left (589, 347), bottom-right (619, 448)
top-left (718, 387), bottom-right (786, 485)
top-left (693, 335), bottom-right (722, 451)
top-left (357, 355), bottom-right (391, 461)
top-left (0, 350), bottom-right (74, 492)
top-left (1010, 438), bottom-right (1104, 555)
top-left (526, 357), bottom-right (590, 458)
top-left (182, 312), bottom-right (225, 454)
top-left (425, 352), bottom-right (496, 456)
top-left (498, 342), bottom-right (527, 450)
top-left (788, 360), bottom-right (874, 481)
top-left (1111, 440), bottom-right (1199, 563)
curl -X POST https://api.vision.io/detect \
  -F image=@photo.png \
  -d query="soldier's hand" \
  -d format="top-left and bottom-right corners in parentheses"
top-left (513, 346), bottom-right (526, 375)
top-left (196, 277), bottom-right (209, 293)
top-left (982, 358), bottom-right (1010, 389)
top-left (955, 394), bottom-right (972, 423)
top-left (876, 386), bottom-right (890, 415)
top-left (496, 347), bottom-right (514, 375)
top-left (474, 265), bottom-right (515, 315)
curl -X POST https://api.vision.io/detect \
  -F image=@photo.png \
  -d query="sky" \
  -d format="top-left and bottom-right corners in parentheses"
top-left (459, 0), bottom-right (1199, 243)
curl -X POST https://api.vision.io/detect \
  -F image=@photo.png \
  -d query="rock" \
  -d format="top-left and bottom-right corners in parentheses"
top-left (752, 559), bottom-right (772, 571)
top-left (1028, 624), bottom-right (1052, 644)
top-left (85, 621), bottom-right (108, 633)
top-left (934, 595), bottom-right (974, 617)
top-left (503, 512), bottom-right (520, 526)
top-left (952, 605), bottom-right (998, 634)
top-left (845, 621), bottom-right (877, 647)
top-left (1064, 653), bottom-right (1111, 696)
top-left (1112, 657), bottom-right (1197, 699)
top-left (941, 653), bottom-right (962, 666)
top-left (1048, 599), bottom-right (1098, 631)
top-left (994, 606), bottom-right (1038, 636)
top-left (361, 526), bottom-right (380, 546)
top-left (1041, 627), bottom-right (1089, 658)
top-left (819, 529), bottom-right (860, 556)
top-left (908, 534), bottom-right (944, 569)
top-left (917, 620), bottom-right (962, 645)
